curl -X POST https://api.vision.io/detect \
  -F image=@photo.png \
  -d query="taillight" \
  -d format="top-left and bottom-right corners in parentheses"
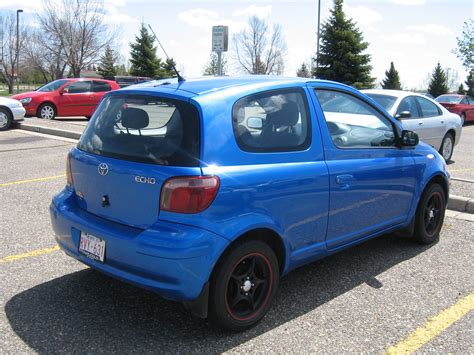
top-left (66, 153), bottom-right (73, 188)
top-left (160, 176), bottom-right (220, 214)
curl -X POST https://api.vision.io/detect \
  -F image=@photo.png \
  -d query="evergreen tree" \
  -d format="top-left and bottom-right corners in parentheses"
top-left (312, 0), bottom-right (374, 89)
top-left (161, 58), bottom-right (179, 78)
top-left (427, 62), bottom-right (449, 98)
top-left (97, 45), bottom-right (118, 78)
top-left (465, 70), bottom-right (474, 96)
top-left (381, 62), bottom-right (402, 90)
top-left (457, 83), bottom-right (466, 95)
top-left (202, 53), bottom-right (227, 76)
top-left (129, 24), bottom-right (161, 78)
top-left (296, 63), bottom-right (311, 78)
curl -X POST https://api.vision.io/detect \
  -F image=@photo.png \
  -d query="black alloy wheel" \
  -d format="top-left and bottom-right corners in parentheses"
top-left (209, 240), bottom-right (279, 331)
top-left (414, 183), bottom-right (446, 244)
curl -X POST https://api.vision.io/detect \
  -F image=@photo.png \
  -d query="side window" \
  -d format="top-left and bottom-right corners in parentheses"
top-left (397, 97), bottom-right (420, 118)
top-left (66, 81), bottom-right (91, 94)
top-left (315, 89), bottom-right (396, 148)
top-left (468, 97), bottom-right (474, 104)
top-left (232, 89), bottom-right (311, 152)
top-left (460, 97), bottom-right (469, 104)
top-left (92, 81), bottom-right (112, 92)
top-left (416, 97), bottom-right (441, 117)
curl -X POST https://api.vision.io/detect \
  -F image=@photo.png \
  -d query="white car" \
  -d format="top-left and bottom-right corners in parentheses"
top-left (363, 89), bottom-right (462, 161)
top-left (0, 97), bottom-right (26, 131)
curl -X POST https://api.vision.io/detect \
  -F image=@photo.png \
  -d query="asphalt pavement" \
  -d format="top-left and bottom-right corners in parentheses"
top-left (0, 129), bottom-right (473, 353)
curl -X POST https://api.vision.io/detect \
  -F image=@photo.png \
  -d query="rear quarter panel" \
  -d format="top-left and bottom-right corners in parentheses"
top-left (157, 84), bottom-right (330, 273)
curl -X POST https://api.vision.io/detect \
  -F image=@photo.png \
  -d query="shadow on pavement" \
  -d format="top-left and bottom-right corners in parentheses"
top-left (5, 234), bottom-right (432, 352)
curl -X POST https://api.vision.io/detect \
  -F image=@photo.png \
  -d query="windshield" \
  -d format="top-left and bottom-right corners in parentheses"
top-left (78, 94), bottom-right (200, 166)
top-left (37, 79), bottom-right (69, 92)
top-left (435, 95), bottom-right (462, 104)
top-left (365, 94), bottom-right (398, 111)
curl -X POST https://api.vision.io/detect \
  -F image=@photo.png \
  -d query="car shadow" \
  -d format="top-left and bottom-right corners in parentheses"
top-left (5, 234), bottom-right (433, 352)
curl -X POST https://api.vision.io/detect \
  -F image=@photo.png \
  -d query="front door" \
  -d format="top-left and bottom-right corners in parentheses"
top-left (58, 80), bottom-right (92, 116)
top-left (310, 87), bottom-right (417, 250)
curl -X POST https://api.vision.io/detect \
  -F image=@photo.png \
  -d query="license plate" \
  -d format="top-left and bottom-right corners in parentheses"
top-left (79, 232), bottom-right (106, 262)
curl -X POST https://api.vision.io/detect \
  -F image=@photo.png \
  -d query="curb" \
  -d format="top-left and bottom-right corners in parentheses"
top-left (14, 122), bottom-right (82, 140)
top-left (448, 195), bottom-right (474, 214)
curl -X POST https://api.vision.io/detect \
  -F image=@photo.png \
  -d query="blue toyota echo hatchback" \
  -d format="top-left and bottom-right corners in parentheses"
top-left (50, 76), bottom-right (449, 331)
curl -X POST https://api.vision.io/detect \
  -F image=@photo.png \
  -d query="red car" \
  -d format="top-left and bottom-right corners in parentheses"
top-left (435, 94), bottom-right (474, 125)
top-left (11, 78), bottom-right (120, 120)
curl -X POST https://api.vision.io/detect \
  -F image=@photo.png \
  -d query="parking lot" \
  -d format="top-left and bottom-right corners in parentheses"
top-left (0, 127), bottom-right (473, 353)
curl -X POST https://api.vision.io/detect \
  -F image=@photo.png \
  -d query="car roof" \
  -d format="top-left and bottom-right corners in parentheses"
top-left (120, 75), bottom-right (327, 97)
top-left (361, 89), bottom-right (429, 99)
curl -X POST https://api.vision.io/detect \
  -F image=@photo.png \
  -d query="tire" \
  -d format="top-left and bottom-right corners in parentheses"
top-left (37, 103), bottom-right (56, 120)
top-left (0, 108), bottom-right (13, 131)
top-left (209, 240), bottom-right (279, 331)
top-left (413, 183), bottom-right (446, 244)
top-left (439, 132), bottom-right (454, 162)
top-left (460, 113), bottom-right (465, 126)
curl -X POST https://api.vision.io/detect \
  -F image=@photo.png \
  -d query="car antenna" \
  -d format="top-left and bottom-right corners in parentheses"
top-left (147, 24), bottom-right (185, 83)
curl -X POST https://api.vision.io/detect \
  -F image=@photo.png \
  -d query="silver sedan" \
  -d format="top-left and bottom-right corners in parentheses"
top-left (363, 89), bottom-right (462, 161)
top-left (0, 97), bottom-right (26, 131)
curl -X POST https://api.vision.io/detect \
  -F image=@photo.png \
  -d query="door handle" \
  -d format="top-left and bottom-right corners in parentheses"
top-left (336, 174), bottom-right (354, 189)
top-left (418, 122), bottom-right (423, 126)
top-left (440, 120), bottom-right (444, 124)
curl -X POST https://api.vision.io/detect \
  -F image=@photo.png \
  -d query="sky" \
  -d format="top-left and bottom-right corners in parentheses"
top-left (0, 0), bottom-right (472, 90)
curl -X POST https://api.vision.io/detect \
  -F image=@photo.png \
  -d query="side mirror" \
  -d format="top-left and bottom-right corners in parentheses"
top-left (395, 111), bottom-right (411, 119)
top-left (400, 130), bottom-right (419, 147)
top-left (247, 116), bottom-right (263, 130)
top-left (60, 87), bottom-right (69, 95)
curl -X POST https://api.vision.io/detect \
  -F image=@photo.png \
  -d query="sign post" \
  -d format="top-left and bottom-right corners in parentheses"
top-left (212, 26), bottom-right (228, 76)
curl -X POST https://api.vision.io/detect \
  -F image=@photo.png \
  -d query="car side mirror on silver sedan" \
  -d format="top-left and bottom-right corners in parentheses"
top-left (395, 111), bottom-right (411, 120)
top-left (400, 130), bottom-right (419, 147)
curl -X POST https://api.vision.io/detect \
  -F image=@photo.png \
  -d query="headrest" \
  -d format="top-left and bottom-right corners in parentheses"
top-left (121, 107), bottom-right (149, 129)
top-left (266, 101), bottom-right (299, 126)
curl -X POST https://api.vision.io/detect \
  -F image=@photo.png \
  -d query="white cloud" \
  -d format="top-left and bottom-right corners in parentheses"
top-left (384, 32), bottom-right (426, 45)
top-left (233, 5), bottom-right (272, 19)
top-left (178, 8), bottom-right (220, 28)
top-left (389, 0), bottom-right (426, 5)
top-left (178, 8), bottom-right (247, 38)
top-left (0, 0), bottom-right (42, 12)
top-left (407, 24), bottom-right (453, 36)
top-left (345, 5), bottom-right (383, 32)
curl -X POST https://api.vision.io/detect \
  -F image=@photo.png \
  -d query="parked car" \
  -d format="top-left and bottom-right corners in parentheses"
top-left (435, 94), bottom-right (474, 125)
top-left (0, 96), bottom-right (26, 131)
top-left (103, 75), bottom-right (152, 88)
top-left (50, 77), bottom-right (449, 331)
top-left (363, 89), bottom-right (462, 161)
top-left (10, 78), bottom-right (120, 120)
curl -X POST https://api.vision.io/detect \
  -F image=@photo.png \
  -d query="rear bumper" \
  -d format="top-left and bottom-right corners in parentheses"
top-left (50, 188), bottom-right (229, 302)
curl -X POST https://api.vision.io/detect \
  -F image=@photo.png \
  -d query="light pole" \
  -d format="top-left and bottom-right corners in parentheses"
top-left (16, 9), bottom-right (23, 94)
top-left (315, 0), bottom-right (321, 74)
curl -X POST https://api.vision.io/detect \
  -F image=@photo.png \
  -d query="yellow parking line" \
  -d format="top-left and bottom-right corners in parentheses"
top-left (0, 245), bottom-right (60, 264)
top-left (386, 292), bottom-right (474, 354)
top-left (0, 174), bottom-right (65, 187)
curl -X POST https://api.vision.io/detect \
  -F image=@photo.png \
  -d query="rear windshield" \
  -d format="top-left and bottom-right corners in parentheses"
top-left (78, 95), bottom-right (200, 166)
top-left (435, 95), bottom-right (462, 104)
top-left (365, 94), bottom-right (397, 111)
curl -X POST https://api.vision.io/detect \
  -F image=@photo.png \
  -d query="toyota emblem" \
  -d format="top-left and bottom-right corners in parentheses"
top-left (98, 163), bottom-right (109, 176)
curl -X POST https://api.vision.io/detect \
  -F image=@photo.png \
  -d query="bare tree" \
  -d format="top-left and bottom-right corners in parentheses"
top-left (233, 16), bottom-right (287, 75)
top-left (35, 0), bottom-right (116, 78)
top-left (0, 13), bottom-right (27, 94)
top-left (23, 28), bottom-right (68, 82)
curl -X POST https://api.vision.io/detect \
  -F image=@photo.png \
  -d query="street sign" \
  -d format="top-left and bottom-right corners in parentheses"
top-left (212, 26), bottom-right (228, 52)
